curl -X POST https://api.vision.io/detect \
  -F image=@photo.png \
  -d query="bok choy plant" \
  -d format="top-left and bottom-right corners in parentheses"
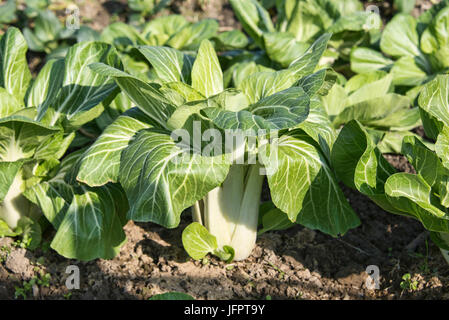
top-left (71, 34), bottom-right (360, 261)
top-left (0, 27), bottom-right (128, 260)
top-left (230, 0), bottom-right (381, 69)
top-left (100, 14), bottom-right (248, 77)
top-left (22, 9), bottom-right (99, 59)
top-left (332, 75), bottom-right (449, 265)
top-left (351, 0), bottom-right (449, 98)
top-left (95, 15), bottom-right (246, 128)
top-left (321, 70), bottom-right (423, 154)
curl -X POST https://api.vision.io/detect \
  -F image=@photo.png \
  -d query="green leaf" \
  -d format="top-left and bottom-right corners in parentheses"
top-left (138, 46), bottom-right (193, 83)
top-left (203, 87), bottom-right (310, 131)
top-left (395, 0), bottom-right (416, 13)
top-left (238, 70), bottom-right (296, 104)
top-left (350, 47), bottom-right (393, 74)
top-left (39, 42), bottom-right (123, 129)
top-left (191, 40), bottom-right (223, 98)
top-left (0, 219), bottom-right (19, 237)
top-left (334, 94), bottom-right (413, 129)
top-left (385, 173), bottom-right (449, 233)
top-left (402, 135), bottom-right (448, 189)
top-left (0, 161), bottom-right (23, 202)
top-left (27, 58), bottom-right (65, 116)
top-left (430, 231), bottom-right (449, 250)
top-left (119, 129), bottom-right (230, 227)
top-left (345, 71), bottom-right (389, 93)
top-left (297, 68), bottom-right (331, 97)
top-left (436, 126), bottom-right (449, 169)
top-left (345, 74), bottom-right (393, 106)
top-left (263, 32), bottom-right (309, 68)
top-left (161, 82), bottom-right (205, 106)
top-left (76, 26), bottom-right (100, 42)
top-left (166, 100), bottom-right (210, 131)
top-left (377, 131), bottom-right (425, 154)
top-left (421, 6), bottom-right (449, 68)
top-left (182, 222), bottom-right (218, 260)
top-left (390, 56), bottom-right (428, 86)
top-left (50, 184), bottom-right (128, 261)
top-left (89, 63), bottom-right (176, 129)
top-left (258, 207), bottom-right (295, 235)
top-left (207, 89), bottom-right (249, 112)
top-left (33, 132), bottom-right (75, 160)
top-left (227, 61), bottom-right (274, 89)
top-left (0, 116), bottom-right (60, 162)
top-left (25, 158), bottom-right (129, 261)
top-left (380, 14), bottom-right (421, 57)
top-left (297, 98), bottom-right (337, 160)
top-left (75, 108), bottom-right (152, 186)
top-left (0, 27), bottom-right (32, 101)
top-left (263, 131), bottom-right (360, 236)
top-left (23, 27), bottom-right (46, 52)
top-left (142, 15), bottom-right (189, 45)
top-left (332, 120), bottom-right (396, 190)
top-left (0, 0), bottom-right (17, 24)
top-left (329, 11), bottom-right (380, 34)
top-left (101, 22), bottom-right (149, 48)
top-left (214, 30), bottom-right (249, 50)
top-left (149, 292), bottom-right (195, 300)
top-left (33, 10), bottom-right (62, 44)
top-left (215, 245), bottom-right (235, 263)
top-left (331, 121), bottom-right (399, 214)
top-left (16, 216), bottom-right (41, 250)
top-left (418, 75), bottom-right (449, 128)
top-left (289, 33), bottom-right (332, 80)
top-left (281, 0), bottom-right (329, 42)
top-left (320, 83), bottom-right (347, 118)
top-left (229, 0), bottom-right (275, 48)
top-left (0, 88), bottom-right (22, 118)
top-left (167, 19), bottom-right (219, 50)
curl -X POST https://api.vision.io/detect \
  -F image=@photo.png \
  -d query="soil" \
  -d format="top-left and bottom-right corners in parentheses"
top-left (1, 0), bottom-right (448, 301)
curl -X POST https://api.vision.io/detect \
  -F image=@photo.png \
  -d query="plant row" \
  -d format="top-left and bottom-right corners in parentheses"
top-left (0, 0), bottom-right (448, 265)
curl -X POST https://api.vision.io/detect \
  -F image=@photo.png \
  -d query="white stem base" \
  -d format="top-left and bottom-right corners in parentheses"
top-left (0, 172), bottom-right (30, 229)
top-left (196, 164), bottom-right (264, 261)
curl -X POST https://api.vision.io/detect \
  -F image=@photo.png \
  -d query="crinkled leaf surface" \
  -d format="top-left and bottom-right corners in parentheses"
top-left (119, 129), bottom-right (230, 228)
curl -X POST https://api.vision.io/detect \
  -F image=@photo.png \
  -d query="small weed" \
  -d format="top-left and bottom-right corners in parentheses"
top-left (0, 245), bottom-right (10, 263)
top-left (14, 272), bottom-right (51, 300)
top-left (13, 238), bottom-right (31, 249)
top-left (400, 273), bottom-right (418, 291)
top-left (63, 292), bottom-right (72, 300)
top-left (267, 261), bottom-right (285, 280)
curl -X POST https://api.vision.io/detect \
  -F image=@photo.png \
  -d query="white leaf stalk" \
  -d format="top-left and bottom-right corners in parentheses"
top-left (194, 164), bottom-right (264, 260)
top-left (0, 170), bottom-right (32, 229)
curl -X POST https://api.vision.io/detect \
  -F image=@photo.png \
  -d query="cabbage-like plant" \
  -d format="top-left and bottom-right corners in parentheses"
top-left (230, 0), bottom-right (381, 68)
top-left (96, 15), bottom-right (248, 129)
top-left (71, 34), bottom-right (360, 261)
top-left (332, 75), bottom-right (449, 265)
top-left (22, 9), bottom-right (99, 59)
top-left (0, 27), bottom-right (128, 260)
top-left (127, 0), bottom-right (172, 25)
top-left (351, 1), bottom-right (449, 97)
top-left (321, 71), bottom-right (423, 153)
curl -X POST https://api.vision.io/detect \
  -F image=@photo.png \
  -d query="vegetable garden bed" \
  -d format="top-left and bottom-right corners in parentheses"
top-left (0, 0), bottom-right (448, 300)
